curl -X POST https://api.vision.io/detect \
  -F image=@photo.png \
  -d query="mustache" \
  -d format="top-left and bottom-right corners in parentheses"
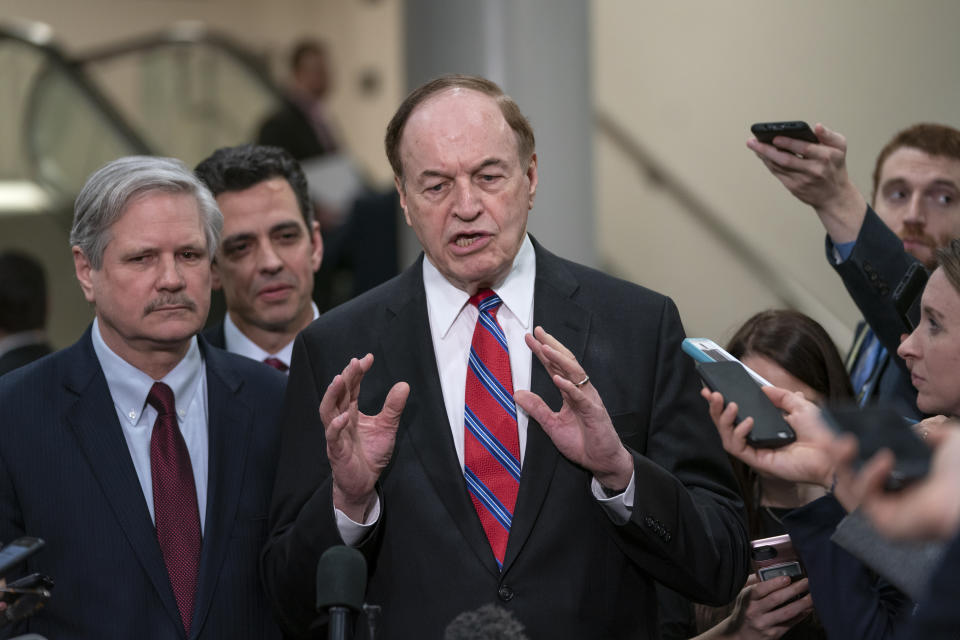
top-left (144, 294), bottom-right (197, 314)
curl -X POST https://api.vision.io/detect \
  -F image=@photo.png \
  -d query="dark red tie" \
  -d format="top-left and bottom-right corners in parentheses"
top-left (148, 382), bottom-right (201, 633)
top-left (263, 357), bottom-right (289, 373)
top-left (463, 290), bottom-right (521, 568)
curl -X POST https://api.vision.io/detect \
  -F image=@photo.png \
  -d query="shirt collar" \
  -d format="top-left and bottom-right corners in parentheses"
top-left (423, 234), bottom-right (536, 337)
top-left (91, 318), bottom-right (204, 426)
top-left (222, 303), bottom-right (319, 368)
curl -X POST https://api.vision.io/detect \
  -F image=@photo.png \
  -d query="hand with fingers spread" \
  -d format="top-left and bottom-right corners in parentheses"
top-left (829, 422), bottom-right (960, 541)
top-left (318, 353), bottom-right (410, 522)
top-left (513, 326), bottom-right (633, 492)
top-left (747, 123), bottom-right (867, 244)
top-left (704, 385), bottom-right (836, 489)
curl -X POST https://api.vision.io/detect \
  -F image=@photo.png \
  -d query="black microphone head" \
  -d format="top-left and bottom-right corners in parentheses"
top-left (316, 545), bottom-right (367, 612)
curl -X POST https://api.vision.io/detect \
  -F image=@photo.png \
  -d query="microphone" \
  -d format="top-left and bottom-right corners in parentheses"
top-left (316, 546), bottom-right (367, 640)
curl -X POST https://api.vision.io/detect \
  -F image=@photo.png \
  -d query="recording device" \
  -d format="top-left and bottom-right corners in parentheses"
top-left (751, 534), bottom-right (805, 582)
top-left (695, 361), bottom-right (796, 448)
top-left (316, 546), bottom-right (367, 640)
top-left (1, 573), bottom-right (54, 628)
top-left (821, 405), bottom-right (931, 491)
top-left (893, 262), bottom-right (929, 332)
top-left (0, 537), bottom-right (44, 577)
top-left (682, 338), bottom-right (772, 386)
top-left (751, 121), bottom-right (819, 145)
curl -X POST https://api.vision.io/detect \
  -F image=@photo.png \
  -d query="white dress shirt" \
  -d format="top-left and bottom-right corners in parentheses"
top-left (222, 303), bottom-right (320, 370)
top-left (337, 235), bottom-right (634, 542)
top-left (92, 319), bottom-right (210, 531)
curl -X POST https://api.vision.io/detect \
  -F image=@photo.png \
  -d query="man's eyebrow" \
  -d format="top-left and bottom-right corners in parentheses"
top-left (221, 232), bottom-right (255, 246)
top-left (270, 221), bottom-right (303, 234)
top-left (177, 242), bottom-right (208, 254)
top-left (416, 169), bottom-right (450, 182)
top-left (927, 178), bottom-right (960, 191)
top-left (472, 158), bottom-right (507, 172)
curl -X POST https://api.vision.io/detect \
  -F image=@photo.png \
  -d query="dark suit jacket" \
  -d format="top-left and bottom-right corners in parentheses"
top-left (262, 239), bottom-right (749, 639)
top-left (202, 322), bottom-right (226, 350)
top-left (783, 495), bottom-right (911, 640)
top-left (257, 102), bottom-right (334, 162)
top-left (901, 529), bottom-right (960, 639)
top-left (828, 206), bottom-right (922, 420)
top-left (0, 341), bottom-right (53, 377)
top-left (0, 329), bottom-right (285, 639)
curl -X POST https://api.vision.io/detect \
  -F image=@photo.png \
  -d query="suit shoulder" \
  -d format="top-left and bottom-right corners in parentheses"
top-left (304, 270), bottom-right (413, 339)
top-left (202, 341), bottom-right (287, 395)
top-left (0, 339), bottom-right (82, 395)
top-left (549, 254), bottom-right (672, 313)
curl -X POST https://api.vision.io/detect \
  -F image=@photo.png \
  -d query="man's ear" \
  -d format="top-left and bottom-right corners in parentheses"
top-left (395, 176), bottom-right (412, 227)
top-left (526, 153), bottom-right (538, 210)
top-left (309, 220), bottom-right (323, 273)
top-left (72, 246), bottom-right (96, 303)
top-left (210, 258), bottom-right (223, 291)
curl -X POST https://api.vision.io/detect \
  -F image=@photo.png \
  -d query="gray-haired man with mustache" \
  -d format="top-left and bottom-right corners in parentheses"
top-left (0, 156), bottom-right (284, 639)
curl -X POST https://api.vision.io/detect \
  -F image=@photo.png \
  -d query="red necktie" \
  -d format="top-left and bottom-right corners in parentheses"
top-left (263, 357), bottom-right (289, 373)
top-left (463, 290), bottom-right (521, 568)
top-left (148, 382), bottom-right (201, 633)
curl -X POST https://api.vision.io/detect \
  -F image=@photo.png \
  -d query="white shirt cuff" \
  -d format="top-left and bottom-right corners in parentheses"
top-left (335, 496), bottom-right (382, 546)
top-left (591, 473), bottom-right (636, 525)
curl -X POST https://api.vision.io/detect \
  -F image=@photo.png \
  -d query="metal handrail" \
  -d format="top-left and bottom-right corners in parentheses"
top-left (594, 108), bottom-right (853, 343)
top-left (73, 21), bottom-right (289, 108)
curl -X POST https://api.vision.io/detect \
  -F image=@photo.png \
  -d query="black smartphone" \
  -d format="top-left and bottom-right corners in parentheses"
top-left (751, 121), bottom-right (819, 145)
top-left (696, 361), bottom-right (796, 448)
top-left (751, 534), bottom-right (806, 582)
top-left (0, 537), bottom-right (44, 576)
top-left (821, 405), bottom-right (931, 491)
top-left (893, 262), bottom-right (929, 331)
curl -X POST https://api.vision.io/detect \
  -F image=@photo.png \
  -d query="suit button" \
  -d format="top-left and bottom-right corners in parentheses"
top-left (498, 585), bottom-right (515, 602)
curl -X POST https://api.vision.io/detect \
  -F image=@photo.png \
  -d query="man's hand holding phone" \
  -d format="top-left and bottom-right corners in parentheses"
top-left (747, 122), bottom-right (868, 245)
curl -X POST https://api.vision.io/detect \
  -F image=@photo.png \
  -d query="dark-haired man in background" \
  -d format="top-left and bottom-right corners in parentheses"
top-left (195, 145), bottom-right (322, 372)
top-left (0, 250), bottom-right (53, 376)
top-left (750, 123), bottom-right (960, 419)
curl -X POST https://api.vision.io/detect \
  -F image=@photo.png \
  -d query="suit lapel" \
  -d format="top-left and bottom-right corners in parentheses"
top-left (64, 332), bottom-right (184, 634)
top-left (378, 261), bottom-right (501, 575)
top-left (188, 345), bottom-right (251, 638)
top-left (502, 241), bottom-right (591, 572)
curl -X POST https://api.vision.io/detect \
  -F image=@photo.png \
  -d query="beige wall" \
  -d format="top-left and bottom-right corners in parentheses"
top-left (2, 0), bottom-right (402, 347)
top-left (593, 0), bottom-right (960, 350)
top-left (7, 0), bottom-right (959, 352)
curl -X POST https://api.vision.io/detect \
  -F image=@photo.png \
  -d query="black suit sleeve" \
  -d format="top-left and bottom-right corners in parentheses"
top-left (829, 206), bottom-right (919, 369)
top-left (611, 297), bottom-right (750, 604)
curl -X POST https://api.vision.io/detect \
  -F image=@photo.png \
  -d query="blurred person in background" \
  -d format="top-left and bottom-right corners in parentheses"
top-left (258, 38), bottom-right (339, 162)
top-left (0, 251), bottom-right (53, 376)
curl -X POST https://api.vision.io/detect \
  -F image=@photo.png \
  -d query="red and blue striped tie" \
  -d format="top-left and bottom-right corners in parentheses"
top-left (464, 289), bottom-right (521, 569)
